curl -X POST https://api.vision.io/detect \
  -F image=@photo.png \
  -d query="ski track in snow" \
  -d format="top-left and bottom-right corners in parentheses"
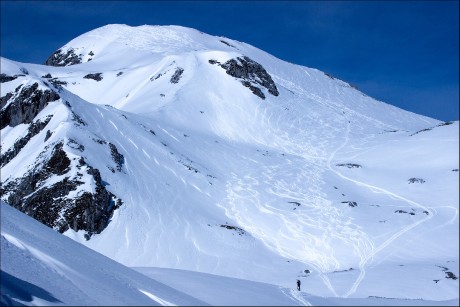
top-left (220, 97), bottom-right (375, 297)
top-left (284, 288), bottom-right (312, 306)
top-left (326, 118), bottom-right (435, 298)
top-left (221, 98), bottom-right (439, 298)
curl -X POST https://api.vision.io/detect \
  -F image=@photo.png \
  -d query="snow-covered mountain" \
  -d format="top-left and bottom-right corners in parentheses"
top-left (1, 24), bottom-right (458, 304)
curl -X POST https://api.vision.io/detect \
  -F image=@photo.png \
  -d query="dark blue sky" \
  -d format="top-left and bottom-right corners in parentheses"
top-left (1, 1), bottom-right (458, 121)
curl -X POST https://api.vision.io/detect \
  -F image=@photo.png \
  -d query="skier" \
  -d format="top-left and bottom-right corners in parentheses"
top-left (296, 279), bottom-right (301, 291)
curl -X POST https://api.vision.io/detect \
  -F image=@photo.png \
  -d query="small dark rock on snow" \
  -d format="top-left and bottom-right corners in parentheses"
top-left (83, 73), bottom-right (103, 81)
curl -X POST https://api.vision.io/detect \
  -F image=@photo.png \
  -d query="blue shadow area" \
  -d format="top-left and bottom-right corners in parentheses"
top-left (0, 270), bottom-right (62, 306)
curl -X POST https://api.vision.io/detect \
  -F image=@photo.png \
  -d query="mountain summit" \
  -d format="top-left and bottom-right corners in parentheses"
top-left (1, 24), bottom-right (458, 301)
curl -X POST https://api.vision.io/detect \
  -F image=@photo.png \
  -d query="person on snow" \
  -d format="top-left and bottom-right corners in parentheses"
top-left (296, 279), bottom-right (301, 291)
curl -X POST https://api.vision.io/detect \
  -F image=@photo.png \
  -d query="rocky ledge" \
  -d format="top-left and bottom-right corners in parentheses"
top-left (0, 142), bottom-right (122, 239)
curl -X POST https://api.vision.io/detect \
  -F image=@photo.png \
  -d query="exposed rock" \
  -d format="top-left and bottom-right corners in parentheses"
top-left (71, 111), bottom-right (87, 126)
top-left (93, 137), bottom-right (107, 145)
top-left (0, 92), bottom-right (13, 109)
top-left (242, 81), bottom-right (265, 99)
top-left (116, 71), bottom-right (123, 77)
top-left (49, 78), bottom-right (68, 89)
top-left (0, 82), bottom-right (60, 129)
top-left (45, 48), bottom-right (82, 66)
top-left (394, 209), bottom-right (415, 215)
top-left (336, 163), bottom-right (362, 168)
top-left (1, 143), bottom-right (122, 238)
top-left (1, 115), bottom-right (53, 167)
top-left (83, 73), bottom-right (103, 81)
top-left (408, 178), bottom-right (425, 184)
top-left (341, 201), bottom-right (358, 207)
top-left (220, 224), bottom-right (247, 236)
top-left (44, 130), bottom-right (53, 142)
top-left (108, 143), bottom-right (124, 172)
top-left (170, 67), bottom-right (184, 84)
top-left (45, 142), bottom-right (71, 175)
top-left (0, 73), bottom-right (19, 83)
top-left (67, 139), bottom-right (85, 152)
top-left (220, 40), bottom-right (235, 48)
top-left (151, 73), bottom-right (162, 81)
top-left (42, 73), bottom-right (53, 78)
top-left (410, 121), bottom-right (454, 136)
top-left (219, 56), bottom-right (279, 99)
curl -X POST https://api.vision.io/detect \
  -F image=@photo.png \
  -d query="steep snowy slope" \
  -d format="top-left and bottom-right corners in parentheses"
top-left (1, 24), bottom-right (458, 302)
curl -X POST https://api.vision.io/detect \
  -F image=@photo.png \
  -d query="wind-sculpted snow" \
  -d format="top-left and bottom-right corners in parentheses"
top-left (0, 24), bottom-right (458, 304)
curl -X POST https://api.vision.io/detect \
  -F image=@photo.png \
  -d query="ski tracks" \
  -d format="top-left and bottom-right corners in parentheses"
top-left (327, 118), bottom-right (435, 298)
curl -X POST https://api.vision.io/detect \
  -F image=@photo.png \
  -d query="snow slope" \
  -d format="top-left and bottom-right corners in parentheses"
top-left (2, 201), bottom-right (457, 306)
top-left (0, 201), bottom-right (206, 306)
top-left (1, 24), bottom-right (458, 304)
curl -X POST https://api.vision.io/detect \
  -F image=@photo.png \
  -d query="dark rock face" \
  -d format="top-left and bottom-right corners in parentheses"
top-left (83, 73), bottom-right (103, 81)
top-left (170, 67), bottom-right (184, 84)
top-left (108, 143), bottom-right (124, 172)
top-left (1, 142), bottom-right (122, 238)
top-left (45, 142), bottom-right (71, 175)
top-left (0, 73), bottom-right (20, 83)
top-left (215, 56), bottom-right (279, 99)
top-left (45, 48), bottom-right (82, 66)
top-left (0, 93), bottom-right (13, 109)
top-left (0, 83), bottom-right (60, 129)
top-left (1, 115), bottom-right (53, 167)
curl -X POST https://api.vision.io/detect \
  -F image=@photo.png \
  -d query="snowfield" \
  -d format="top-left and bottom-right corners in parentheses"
top-left (2, 202), bottom-right (458, 306)
top-left (1, 24), bottom-right (458, 305)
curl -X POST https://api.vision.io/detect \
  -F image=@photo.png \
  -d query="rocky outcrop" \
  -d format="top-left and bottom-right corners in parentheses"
top-left (48, 78), bottom-right (68, 90)
top-left (220, 224), bottom-right (247, 236)
top-left (83, 73), bottom-right (103, 81)
top-left (0, 93), bottom-right (13, 109)
top-left (341, 201), bottom-right (358, 207)
top-left (1, 115), bottom-right (53, 167)
top-left (336, 163), bottom-right (362, 168)
top-left (45, 48), bottom-right (82, 66)
top-left (170, 67), bottom-right (184, 84)
top-left (0, 83), bottom-right (60, 129)
top-left (108, 143), bottom-right (124, 172)
top-left (1, 142), bottom-right (122, 238)
top-left (0, 73), bottom-right (22, 83)
top-left (211, 56), bottom-right (279, 99)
